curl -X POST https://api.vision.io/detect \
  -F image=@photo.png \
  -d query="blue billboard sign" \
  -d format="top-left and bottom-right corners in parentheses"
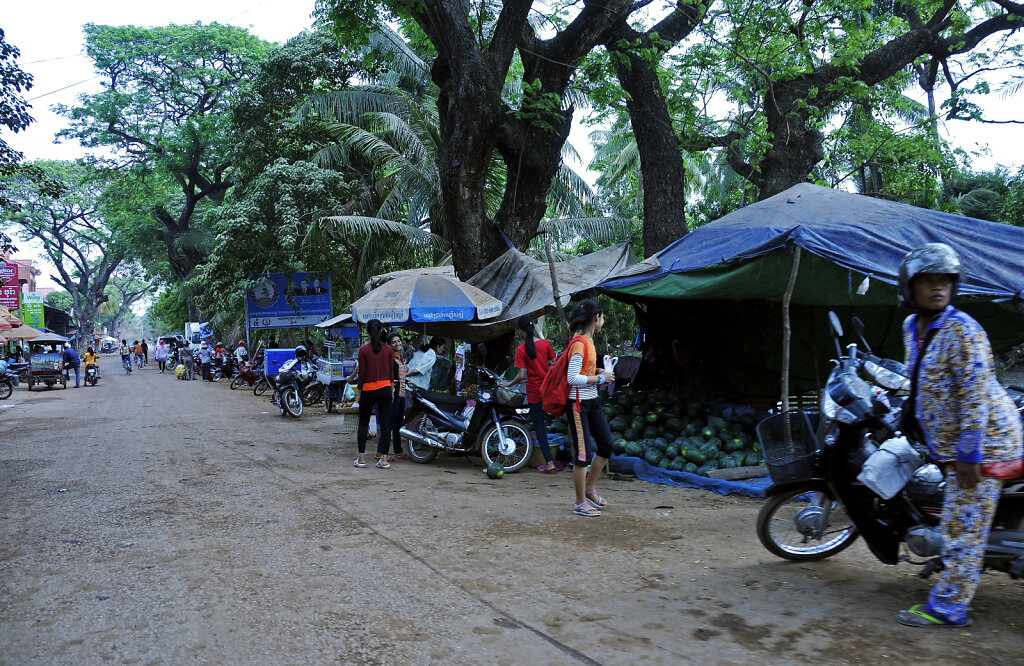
top-left (245, 272), bottom-right (332, 330)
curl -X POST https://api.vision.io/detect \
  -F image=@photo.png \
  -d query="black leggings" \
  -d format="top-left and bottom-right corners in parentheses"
top-left (566, 396), bottom-right (614, 465)
top-left (158, 360), bottom-right (166, 371)
top-left (389, 395), bottom-right (406, 454)
top-left (358, 387), bottom-right (393, 455)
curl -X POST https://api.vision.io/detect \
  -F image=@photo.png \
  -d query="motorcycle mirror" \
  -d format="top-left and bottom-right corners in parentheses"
top-left (851, 316), bottom-right (872, 353)
top-left (828, 311), bottom-right (844, 358)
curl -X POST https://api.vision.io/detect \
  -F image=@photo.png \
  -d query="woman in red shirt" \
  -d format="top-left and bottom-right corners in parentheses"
top-left (355, 319), bottom-right (395, 469)
top-left (500, 316), bottom-right (560, 473)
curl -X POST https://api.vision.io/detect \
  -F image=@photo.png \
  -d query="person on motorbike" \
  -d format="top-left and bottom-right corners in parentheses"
top-left (120, 339), bottom-right (132, 370)
top-left (501, 315), bottom-right (560, 473)
top-left (354, 320), bottom-right (394, 469)
top-left (894, 243), bottom-right (1024, 629)
top-left (235, 341), bottom-right (249, 366)
top-left (133, 340), bottom-right (144, 368)
top-left (564, 299), bottom-right (616, 516)
top-left (82, 346), bottom-right (101, 379)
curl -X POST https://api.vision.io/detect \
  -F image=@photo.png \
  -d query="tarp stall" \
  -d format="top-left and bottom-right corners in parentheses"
top-left (600, 184), bottom-right (1024, 401)
top-left (414, 243), bottom-right (638, 343)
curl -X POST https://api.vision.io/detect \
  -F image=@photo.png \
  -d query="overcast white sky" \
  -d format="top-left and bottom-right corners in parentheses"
top-left (3, 1), bottom-right (1021, 289)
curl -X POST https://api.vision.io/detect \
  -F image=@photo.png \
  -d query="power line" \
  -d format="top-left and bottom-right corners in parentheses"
top-left (27, 75), bottom-right (102, 102)
top-left (22, 53), bottom-right (86, 65)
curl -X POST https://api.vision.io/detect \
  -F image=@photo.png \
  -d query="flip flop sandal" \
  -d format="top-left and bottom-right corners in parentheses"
top-left (537, 465), bottom-right (558, 474)
top-left (573, 502), bottom-right (601, 517)
top-left (585, 491), bottom-right (608, 509)
top-left (353, 459), bottom-right (367, 468)
top-left (895, 605), bottom-right (972, 628)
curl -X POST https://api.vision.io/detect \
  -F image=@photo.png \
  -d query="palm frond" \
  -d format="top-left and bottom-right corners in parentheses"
top-left (315, 215), bottom-right (449, 251)
top-left (538, 216), bottom-right (633, 246)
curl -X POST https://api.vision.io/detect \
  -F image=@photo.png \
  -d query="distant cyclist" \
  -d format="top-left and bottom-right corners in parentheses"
top-left (133, 340), bottom-right (144, 368)
top-left (120, 339), bottom-right (132, 372)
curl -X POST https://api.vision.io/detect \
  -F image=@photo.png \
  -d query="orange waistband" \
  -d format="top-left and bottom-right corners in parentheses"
top-left (362, 380), bottom-right (391, 392)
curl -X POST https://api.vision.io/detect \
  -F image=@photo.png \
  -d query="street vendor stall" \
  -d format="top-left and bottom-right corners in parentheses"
top-left (314, 313), bottom-right (358, 412)
top-left (26, 332), bottom-right (70, 391)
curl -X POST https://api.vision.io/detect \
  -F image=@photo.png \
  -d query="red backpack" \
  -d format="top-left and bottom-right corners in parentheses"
top-left (541, 335), bottom-right (588, 417)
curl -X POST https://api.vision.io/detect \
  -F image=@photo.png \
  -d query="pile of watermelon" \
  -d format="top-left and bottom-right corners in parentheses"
top-left (548, 387), bottom-right (765, 477)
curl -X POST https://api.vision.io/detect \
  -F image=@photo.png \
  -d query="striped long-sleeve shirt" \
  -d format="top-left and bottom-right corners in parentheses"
top-left (566, 335), bottom-right (598, 401)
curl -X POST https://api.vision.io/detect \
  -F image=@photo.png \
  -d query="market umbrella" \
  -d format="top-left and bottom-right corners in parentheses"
top-left (351, 274), bottom-right (503, 324)
top-left (2, 325), bottom-right (45, 341)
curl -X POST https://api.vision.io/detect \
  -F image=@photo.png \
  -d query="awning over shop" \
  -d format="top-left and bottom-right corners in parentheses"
top-left (599, 184), bottom-right (1024, 400)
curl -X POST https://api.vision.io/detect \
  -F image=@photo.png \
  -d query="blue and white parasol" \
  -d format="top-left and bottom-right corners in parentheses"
top-left (350, 274), bottom-right (503, 324)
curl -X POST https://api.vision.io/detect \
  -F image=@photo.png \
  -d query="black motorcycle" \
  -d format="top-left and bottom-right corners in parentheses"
top-left (399, 363), bottom-right (534, 472)
top-left (0, 362), bottom-right (23, 399)
top-left (84, 363), bottom-right (100, 387)
top-left (756, 313), bottom-right (1024, 580)
top-left (273, 358), bottom-right (316, 418)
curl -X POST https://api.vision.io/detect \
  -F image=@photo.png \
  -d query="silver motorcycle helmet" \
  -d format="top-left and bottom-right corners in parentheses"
top-left (897, 242), bottom-right (962, 308)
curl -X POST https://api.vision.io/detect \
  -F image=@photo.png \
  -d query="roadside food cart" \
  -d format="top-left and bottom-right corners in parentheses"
top-left (315, 313), bottom-right (359, 413)
top-left (27, 332), bottom-right (70, 391)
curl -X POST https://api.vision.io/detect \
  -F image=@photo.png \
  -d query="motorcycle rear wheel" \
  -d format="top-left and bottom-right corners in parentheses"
top-left (404, 413), bottom-right (439, 463)
top-left (0, 381), bottom-right (12, 400)
top-left (282, 387), bottom-right (303, 418)
top-left (479, 419), bottom-right (532, 472)
top-left (757, 486), bottom-right (859, 561)
top-left (230, 376), bottom-right (243, 390)
top-left (254, 378), bottom-right (269, 396)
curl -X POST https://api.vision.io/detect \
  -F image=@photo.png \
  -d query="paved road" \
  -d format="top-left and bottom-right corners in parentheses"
top-left (1, 361), bottom-right (1021, 664)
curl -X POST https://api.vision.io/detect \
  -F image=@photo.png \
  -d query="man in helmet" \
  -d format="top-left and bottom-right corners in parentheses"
top-left (235, 340), bottom-right (249, 366)
top-left (894, 243), bottom-right (1023, 629)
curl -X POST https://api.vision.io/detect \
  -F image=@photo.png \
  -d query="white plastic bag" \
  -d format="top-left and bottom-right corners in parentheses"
top-left (857, 436), bottom-right (924, 499)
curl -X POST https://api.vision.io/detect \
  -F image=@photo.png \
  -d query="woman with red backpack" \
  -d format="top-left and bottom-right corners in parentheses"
top-left (564, 300), bottom-right (616, 516)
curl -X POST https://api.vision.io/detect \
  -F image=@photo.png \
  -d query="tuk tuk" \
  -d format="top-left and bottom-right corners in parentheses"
top-left (27, 333), bottom-right (70, 390)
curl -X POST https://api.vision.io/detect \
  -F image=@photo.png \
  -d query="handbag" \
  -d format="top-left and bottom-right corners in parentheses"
top-left (980, 458), bottom-right (1024, 480)
top-left (900, 327), bottom-right (938, 442)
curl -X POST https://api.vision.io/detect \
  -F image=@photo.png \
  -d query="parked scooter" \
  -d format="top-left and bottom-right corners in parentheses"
top-left (230, 361), bottom-right (262, 390)
top-left (273, 356), bottom-right (317, 418)
top-left (0, 362), bottom-right (22, 399)
top-left (756, 313), bottom-right (1024, 580)
top-left (399, 358), bottom-right (533, 471)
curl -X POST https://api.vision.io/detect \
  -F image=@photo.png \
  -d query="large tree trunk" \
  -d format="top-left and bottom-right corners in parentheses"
top-left (610, 48), bottom-right (689, 255)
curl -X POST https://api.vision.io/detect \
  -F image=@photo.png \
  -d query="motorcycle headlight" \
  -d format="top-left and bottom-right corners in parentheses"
top-left (820, 390), bottom-right (840, 420)
top-left (863, 360), bottom-right (910, 391)
top-left (478, 391), bottom-right (492, 401)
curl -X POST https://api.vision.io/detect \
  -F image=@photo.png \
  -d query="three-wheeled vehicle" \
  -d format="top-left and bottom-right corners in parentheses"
top-left (27, 333), bottom-right (70, 391)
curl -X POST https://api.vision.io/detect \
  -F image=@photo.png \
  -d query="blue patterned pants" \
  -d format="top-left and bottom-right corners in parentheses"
top-left (926, 469), bottom-right (1001, 623)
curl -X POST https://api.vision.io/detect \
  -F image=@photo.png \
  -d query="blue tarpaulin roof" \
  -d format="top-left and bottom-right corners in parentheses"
top-left (602, 183), bottom-right (1024, 299)
top-left (598, 184), bottom-right (1024, 401)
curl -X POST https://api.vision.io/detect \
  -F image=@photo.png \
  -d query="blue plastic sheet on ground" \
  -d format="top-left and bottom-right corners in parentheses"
top-left (609, 455), bottom-right (770, 498)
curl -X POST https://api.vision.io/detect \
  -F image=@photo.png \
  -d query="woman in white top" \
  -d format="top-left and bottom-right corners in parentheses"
top-left (407, 337), bottom-right (444, 390)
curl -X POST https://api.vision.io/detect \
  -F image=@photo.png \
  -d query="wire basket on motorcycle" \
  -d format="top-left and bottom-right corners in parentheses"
top-left (757, 410), bottom-right (821, 484)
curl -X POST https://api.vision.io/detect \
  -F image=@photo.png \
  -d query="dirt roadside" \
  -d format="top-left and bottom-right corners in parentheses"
top-left (1, 360), bottom-right (1021, 665)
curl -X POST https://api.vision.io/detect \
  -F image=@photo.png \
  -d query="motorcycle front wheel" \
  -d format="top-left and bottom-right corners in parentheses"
top-left (0, 381), bottom-right (12, 400)
top-left (282, 387), bottom-right (303, 417)
top-left (404, 413), bottom-right (438, 463)
top-left (254, 378), bottom-right (269, 396)
top-left (230, 376), bottom-right (243, 390)
top-left (479, 419), bottom-right (532, 472)
top-left (757, 486), bottom-right (859, 561)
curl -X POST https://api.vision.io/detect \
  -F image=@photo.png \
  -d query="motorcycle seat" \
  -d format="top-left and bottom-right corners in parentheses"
top-left (418, 389), bottom-right (467, 410)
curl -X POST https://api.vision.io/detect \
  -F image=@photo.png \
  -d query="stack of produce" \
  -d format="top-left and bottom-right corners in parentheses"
top-left (548, 387), bottom-right (765, 476)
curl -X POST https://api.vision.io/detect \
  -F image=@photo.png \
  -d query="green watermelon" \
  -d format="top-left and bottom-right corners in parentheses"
top-left (603, 404), bottom-right (615, 418)
top-left (744, 452), bottom-right (763, 466)
top-left (486, 462), bottom-right (505, 479)
top-left (664, 444), bottom-right (680, 460)
top-left (719, 457), bottom-right (739, 469)
top-left (644, 449), bottom-right (661, 466)
top-left (630, 416), bottom-right (645, 431)
top-left (707, 415), bottom-right (728, 430)
top-left (608, 416), bottom-right (629, 432)
top-left (724, 438), bottom-right (744, 453)
top-left (665, 418), bottom-right (685, 434)
top-left (657, 457), bottom-right (672, 469)
top-left (701, 426), bottom-right (717, 440)
top-left (683, 462), bottom-right (699, 474)
top-left (612, 438), bottom-right (627, 455)
top-left (654, 437), bottom-right (669, 451)
top-left (623, 428), bottom-right (639, 441)
top-left (683, 422), bottom-right (699, 437)
top-left (685, 448), bottom-right (707, 465)
top-left (612, 404), bottom-right (625, 417)
top-left (642, 426), bottom-right (660, 439)
top-left (706, 436), bottom-right (723, 451)
top-left (668, 458), bottom-right (685, 472)
top-left (624, 441), bottom-right (643, 457)
top-left (645, 411), bottom-right (660, 425)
